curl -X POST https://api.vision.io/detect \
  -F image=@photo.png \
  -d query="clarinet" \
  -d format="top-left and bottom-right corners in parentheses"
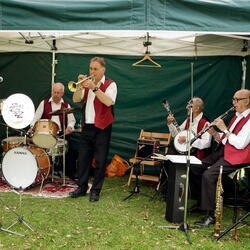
top-left (190, 106), bottom-right (235, 145)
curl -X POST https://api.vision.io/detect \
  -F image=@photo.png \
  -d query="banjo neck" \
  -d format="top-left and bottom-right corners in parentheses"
top-left (162, 100), bottom-right (181, 133)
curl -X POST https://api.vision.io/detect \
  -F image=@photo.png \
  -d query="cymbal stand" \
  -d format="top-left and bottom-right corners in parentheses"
top-left (62, 110), bottom-right (66, 186)
top-left (61, 111), bottom-right (74, 187)
top-left (0, 190), bottom-right (34, 237)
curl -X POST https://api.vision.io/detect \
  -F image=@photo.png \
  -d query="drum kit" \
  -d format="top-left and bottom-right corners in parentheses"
top-left (0, 93), bottom-right (80, 237)
top-left (0, 94), bottom-right (80, 191)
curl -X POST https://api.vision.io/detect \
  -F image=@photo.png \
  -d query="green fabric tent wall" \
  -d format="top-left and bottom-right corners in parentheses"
top-left (1, 0), bottom-right (250, 32)
top-left (0, 52), bottom-right (249, 161)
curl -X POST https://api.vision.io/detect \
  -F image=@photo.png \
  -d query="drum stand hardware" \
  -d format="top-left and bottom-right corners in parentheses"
top-left (0, 191), bottom-right (34, 237)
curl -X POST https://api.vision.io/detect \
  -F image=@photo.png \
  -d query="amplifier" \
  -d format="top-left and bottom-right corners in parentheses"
top-left (135, 138), bottom-right (160, 160)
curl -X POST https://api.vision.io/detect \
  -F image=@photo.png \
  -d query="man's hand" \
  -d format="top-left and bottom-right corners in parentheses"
top-left (212, 118), bottom-right (227, 132)
top-left (178, 135), bottom-right (186, 144)
top-left (27, 128), bottom-right (34, 136)
top-left (167, 115), bottom-right (175, 125)
top-left (65, 126), bottom-right (73, 135)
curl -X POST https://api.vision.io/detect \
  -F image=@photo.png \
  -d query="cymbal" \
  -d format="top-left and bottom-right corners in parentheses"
top-left (49, 107), bottom-right (81, 116)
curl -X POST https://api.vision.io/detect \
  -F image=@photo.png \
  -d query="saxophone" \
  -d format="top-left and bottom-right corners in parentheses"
top-left (213, 166), bottom-right (224, 237)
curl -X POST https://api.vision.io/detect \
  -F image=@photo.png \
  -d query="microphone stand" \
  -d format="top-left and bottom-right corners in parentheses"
top-left (158, 63), bottom-right (194, 245)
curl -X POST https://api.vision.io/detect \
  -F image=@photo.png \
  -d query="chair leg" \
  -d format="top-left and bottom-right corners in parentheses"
top-left (127, 167), bottom-right (134, 186)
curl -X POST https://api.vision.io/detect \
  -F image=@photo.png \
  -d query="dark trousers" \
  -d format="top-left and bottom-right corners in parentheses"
top-left (190, 145), bottom-right (247, 211)
top-left (77, 124), bottom-right (112, 194)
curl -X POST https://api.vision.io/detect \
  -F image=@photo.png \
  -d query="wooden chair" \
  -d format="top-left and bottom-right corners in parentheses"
top-left (127, 129), bottom-right (171, 190)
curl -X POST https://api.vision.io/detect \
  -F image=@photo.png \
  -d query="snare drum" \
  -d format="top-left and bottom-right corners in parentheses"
top-left (1, 136), bottom-right (25, 152)
top-left (32, 119), bottom-right (59, 148)
top-left (2, 146), bottom-right (51, 190)
top-left (48, 138), bottom-right (68, 157)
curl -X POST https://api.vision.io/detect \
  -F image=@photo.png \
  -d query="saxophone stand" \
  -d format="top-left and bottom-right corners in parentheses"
top-left (123, 156), bottom-right (154, 201)
top-left (0, 189), bottom-right (34, 237)
top-left (215, 211), bottom-right (250, 241)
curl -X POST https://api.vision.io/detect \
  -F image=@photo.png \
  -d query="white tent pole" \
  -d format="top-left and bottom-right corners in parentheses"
top-left (51, 51), bottom-right (57, 95)
top-left (241, 57), bottom-right (247, 89)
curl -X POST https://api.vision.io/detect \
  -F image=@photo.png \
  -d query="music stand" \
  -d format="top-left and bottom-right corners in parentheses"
top-left (215, 211), bottom-right (250, 241)
top-left (123, 155), bottom-right (155, 201)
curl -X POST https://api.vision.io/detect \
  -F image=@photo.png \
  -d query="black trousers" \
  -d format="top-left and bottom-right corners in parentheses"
top-left (190, 145), bottom-right (247, 211)
top-left (77, 124), bottom-right (112, 194)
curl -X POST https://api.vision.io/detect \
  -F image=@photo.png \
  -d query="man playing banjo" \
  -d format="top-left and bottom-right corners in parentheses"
top-left (166, 97), bottom-right (212, 160)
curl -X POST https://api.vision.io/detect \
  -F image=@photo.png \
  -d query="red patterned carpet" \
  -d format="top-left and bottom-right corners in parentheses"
top-left (0, 177), bottom-right (80, 198)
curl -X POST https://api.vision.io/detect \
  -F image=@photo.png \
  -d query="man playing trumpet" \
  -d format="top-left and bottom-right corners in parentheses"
top-left (69, 57), bottom-right (117, 202)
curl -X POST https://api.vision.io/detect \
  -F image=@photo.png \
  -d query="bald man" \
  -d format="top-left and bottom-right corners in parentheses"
top-left (167, 97), bottom-right (212, 160)
top-left (30, 82), bottom-right (75, 135)
top-left (29, 82), bottom-right (76, 179)
top-left (192, 89), bottom-right (250, 227)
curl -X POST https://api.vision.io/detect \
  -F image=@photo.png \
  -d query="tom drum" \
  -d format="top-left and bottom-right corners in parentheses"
top-left (32, 119), bottom-right (59, 148)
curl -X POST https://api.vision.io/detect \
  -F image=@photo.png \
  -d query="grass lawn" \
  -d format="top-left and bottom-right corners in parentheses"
top-left (0, 176), bottom-right (249, 249)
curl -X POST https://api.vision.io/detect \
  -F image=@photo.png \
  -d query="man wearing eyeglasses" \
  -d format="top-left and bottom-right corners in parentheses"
top-left (191, 89), bottom-right (250, 227)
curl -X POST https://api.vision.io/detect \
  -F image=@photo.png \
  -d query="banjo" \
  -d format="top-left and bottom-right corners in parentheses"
top-left (162, 99), bottom-right (195, 154)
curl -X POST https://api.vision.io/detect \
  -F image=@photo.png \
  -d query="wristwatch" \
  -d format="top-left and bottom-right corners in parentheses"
top-left (223, 129), bottom-right (229, 134)
top-left (93, 87), bottom-right (99, 93)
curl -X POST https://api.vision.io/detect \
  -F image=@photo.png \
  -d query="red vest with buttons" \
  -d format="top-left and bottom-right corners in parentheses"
top-left (185, 116), bottom-right (211, 160)
top-left (42, 98), bottom-right (68, 129)
top-left (224, 113), bottom-right (250, 165)
top-left (83, 79), bottom-right (114, 129)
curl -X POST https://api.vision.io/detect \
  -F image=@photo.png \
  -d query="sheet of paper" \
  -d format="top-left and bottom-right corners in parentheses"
top-left (166, 155), bottom-right (202, 165)
top-left (151, 153), bottom-right (169, 161)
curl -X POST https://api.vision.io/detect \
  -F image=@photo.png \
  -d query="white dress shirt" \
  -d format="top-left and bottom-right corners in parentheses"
top-left (168, 112), bottom-right (212, 150)
top-left (30, 97), bottom-right (76, 131)
top-left (80, 75), bottom-right (117, 124)
top-left (222, 108), bottom-right (250, 149)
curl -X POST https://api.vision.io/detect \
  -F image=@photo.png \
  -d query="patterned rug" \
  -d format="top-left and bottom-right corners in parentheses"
top-left (0, 177), bottom-right (81, 198)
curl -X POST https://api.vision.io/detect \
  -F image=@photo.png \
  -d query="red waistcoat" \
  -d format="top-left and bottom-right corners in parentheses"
top-left (224, 114), bottom-right (250, 165)
top-left (185, 116), bottom-right (211, 160)
top-left (83, 79), bottom-right (115, 129)
top-left (42, 98), bottom-right (68, 129)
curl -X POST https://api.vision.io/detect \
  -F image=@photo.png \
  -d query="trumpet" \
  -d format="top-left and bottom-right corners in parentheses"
top-left (68, 75), bottom-right (94, 92)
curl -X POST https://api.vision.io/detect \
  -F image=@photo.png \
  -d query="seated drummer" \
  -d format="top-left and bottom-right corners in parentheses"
top-left (28, 82), bottom-right (76, 135)
top-left (28, 82), bottom-right (76, 179)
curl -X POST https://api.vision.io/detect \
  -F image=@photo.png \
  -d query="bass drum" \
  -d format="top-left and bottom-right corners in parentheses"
top-left (2, 146), bottom-right (51, 190)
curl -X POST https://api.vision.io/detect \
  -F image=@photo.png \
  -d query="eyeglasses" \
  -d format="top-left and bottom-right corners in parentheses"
top-left (232, 97), bottom-right (248, 102)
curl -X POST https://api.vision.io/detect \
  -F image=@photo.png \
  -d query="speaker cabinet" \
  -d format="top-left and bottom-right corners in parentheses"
top-left (165, 163), bottom-right (186, 223)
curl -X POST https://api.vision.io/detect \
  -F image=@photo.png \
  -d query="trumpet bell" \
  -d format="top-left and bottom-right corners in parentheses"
top-left (68, 81), bottom-right (77, 92)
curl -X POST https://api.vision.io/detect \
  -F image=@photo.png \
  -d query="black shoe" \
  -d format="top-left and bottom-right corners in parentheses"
top-left (194, 215), bottom-right (215, 227)
top-left (188, 203), bottom-right (201, 213)
top-left (69, 187), bottom-right (86, 198)
top-left (89, 192), bottom-right (99, 202)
